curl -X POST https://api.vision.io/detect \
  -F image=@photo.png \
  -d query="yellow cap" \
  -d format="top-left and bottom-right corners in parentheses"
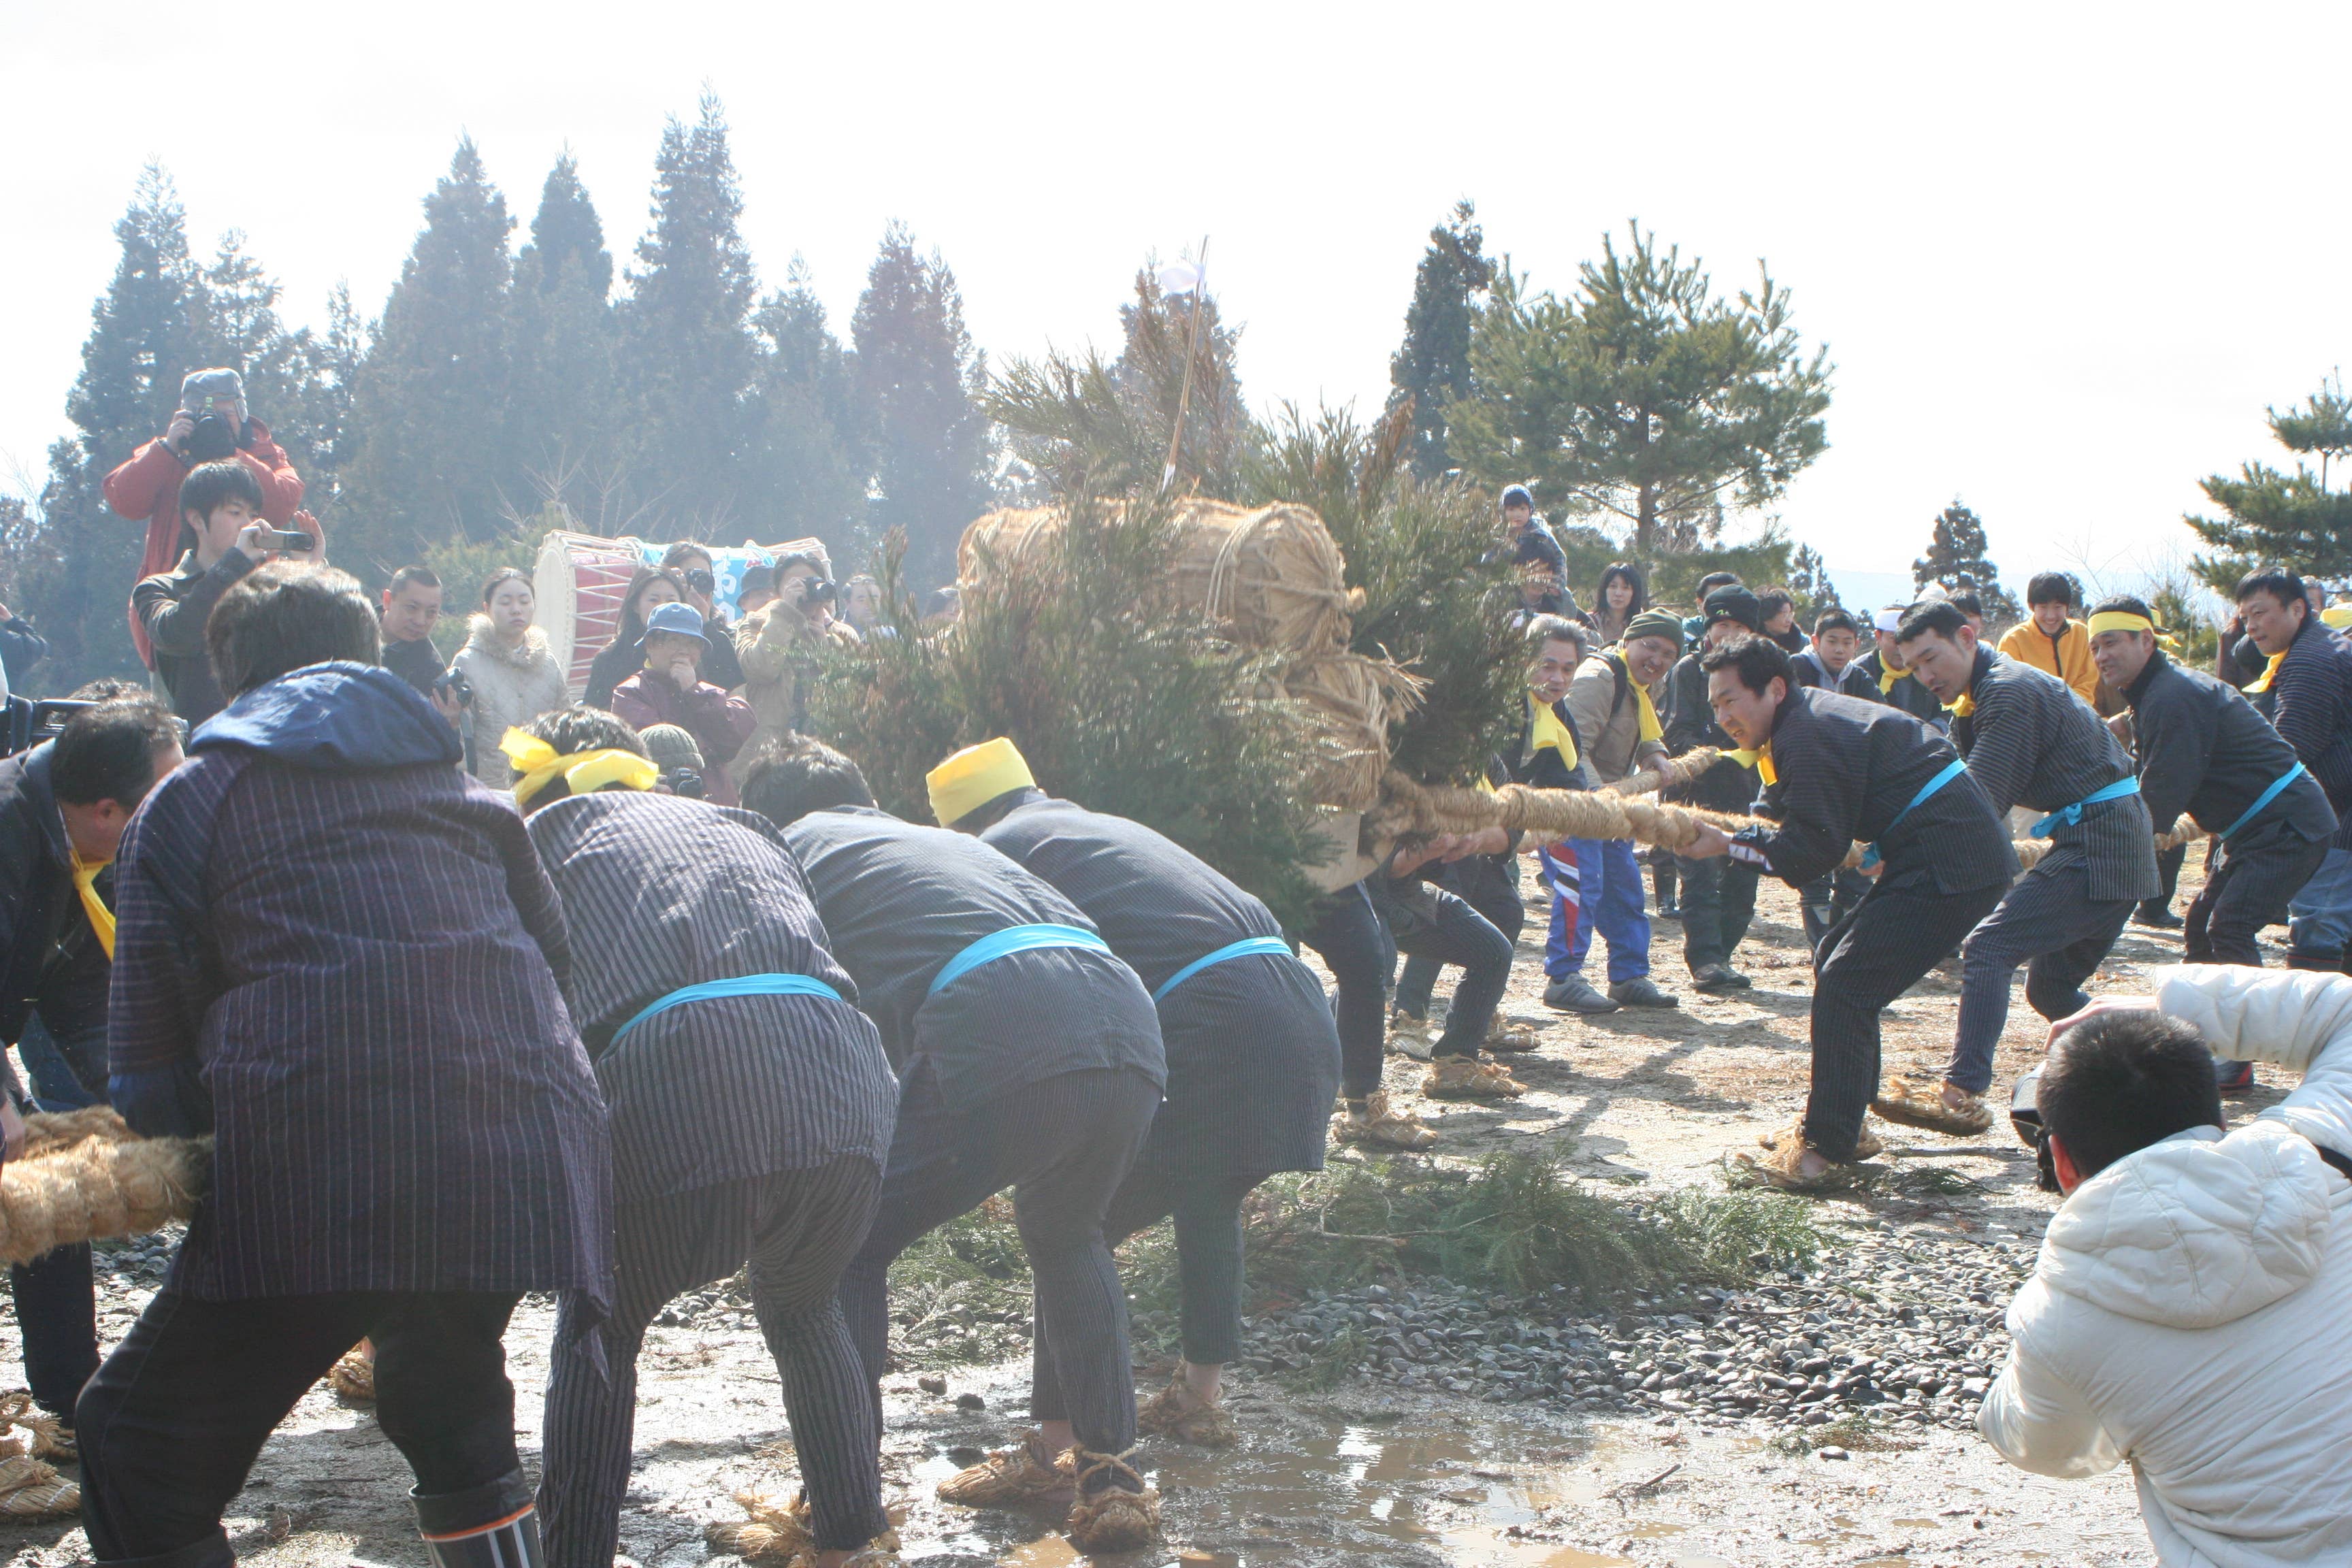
top-left (927, 736), bottom-right (1036, 826)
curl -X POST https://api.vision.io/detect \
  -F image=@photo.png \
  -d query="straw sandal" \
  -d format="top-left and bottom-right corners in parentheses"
top-left (1063, 1448), bottom-right (1161, 1553)
top-left (0, 1393), bottom-right (72, 1461)
top-left (1387, 1011), bottom-right (1435, 1061)
top-left (1731, 1134), bottom-right (1863, 1194)
top-left (1332, 1092), bottom-right (1437, 1152)
top-left (1136, 1377), bottom-right (1239, 1447)
top-left (706, 1493), bottom-right (902, 1567)
top-left (0, 1453), bottom-right (77, 1520)
top-left (935, 1429), bottom-right (1069, 1508)
top-left (327, 1347), bottom-right (375, 1403)
top-left (1422, 1055), bottom-right (1526, 1100)
top-left (1484, 1019), bottom-right (1541, 1054)
top-left (1758, 1117), bottom-right (1883, 1161)
top-left (1872, 1075), bottom-right (1994, 1137)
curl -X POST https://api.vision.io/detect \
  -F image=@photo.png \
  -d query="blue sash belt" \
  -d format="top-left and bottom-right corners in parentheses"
top-left (928, 923), bottom-right (1113, 998)
top-left (1152, 934), bottom-right (1295, 1004)
top-left (2030, 774), bottom-right (2141, 838)
top-left (2219, 761), bottom-right (2308, 842)
top-left (610, 973), bottom-right (844, 1046)
top-left (1860, 757), bottom-right (1970, 871)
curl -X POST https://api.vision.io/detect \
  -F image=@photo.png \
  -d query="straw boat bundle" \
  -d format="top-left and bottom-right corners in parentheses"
top-left (0, 1106), bottom-right (208, 1267)
top-left (958, 500), bottom-right (1412, 810)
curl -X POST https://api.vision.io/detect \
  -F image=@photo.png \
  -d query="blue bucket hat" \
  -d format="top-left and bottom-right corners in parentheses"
top-left (642, 602), bottom-right (710, 645)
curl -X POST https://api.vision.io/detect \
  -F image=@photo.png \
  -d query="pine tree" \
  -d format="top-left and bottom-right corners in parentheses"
top-left (1450, 224), bottom-right (1833, 557)
top-left (1912, 500), bottom-right (2020, 623)
top-left (2187, 372), bottom-right (2352, 589)
top-left (508, 152), bottom-right (623, 522)
top-left (339, 138), bottom-right (516, 569)
top-left (191, 230), bottom-right (335, 495)
top-left (1387, 199), bottom-right (1492, 477)
top-left (27, 165), bottom-right (208, 686)
top-left (619, 93), bottom-right (760, 533)
top-left (851, 223), bottom-right (993, 587)
top-left (747, 259), bottom-right (867, 551)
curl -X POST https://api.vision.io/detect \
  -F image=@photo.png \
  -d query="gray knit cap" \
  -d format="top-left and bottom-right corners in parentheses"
top-left (180, 367), bottom-right (247, 422)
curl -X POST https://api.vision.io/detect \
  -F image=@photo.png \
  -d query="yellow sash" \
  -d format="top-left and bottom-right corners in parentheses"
top-left (1725, 745), bottom-right (1777, 787)
top-left (2246, 651), bottom-right (2287, 696)
top-left (1631, 682), bottom-right (1663, 743)
top-left (1876, 657), bottom-right (1911, 695)
top-left (1529, 697), bottom-right (1580, 771)
top-left (71, 852), bottom-right (115, 961)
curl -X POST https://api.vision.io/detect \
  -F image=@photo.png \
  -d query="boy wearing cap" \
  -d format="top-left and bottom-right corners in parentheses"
top-left (1856, 606), bottom-right (1946, 726)
top-left (1663, 587), bottom-right (1767, 992)
top-left (1499, 485), bottom-right (1571, 618)
top-left (510, 709), bottom-right (900, 1568)
top-left (608, 603), bottom-right (754, 805)
top-left (737, 738), bottom-right (1166, 1554)
top-left (934, 737), bottom-right (1340, 1446)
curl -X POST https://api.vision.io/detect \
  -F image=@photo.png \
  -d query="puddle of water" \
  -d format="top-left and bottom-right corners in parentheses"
top-left (900, 1405), bottom-right (1634, 1566)
top-left (1891, 1516), bottom-right (1940, 1527)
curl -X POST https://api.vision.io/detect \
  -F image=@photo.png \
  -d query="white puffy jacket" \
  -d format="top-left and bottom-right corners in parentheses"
top-left (1980, 964), bottom-right (2352, 1567)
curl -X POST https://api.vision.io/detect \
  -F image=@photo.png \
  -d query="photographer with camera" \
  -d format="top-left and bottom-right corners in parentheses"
top-left (736, 553), bottom-right (852, 787)
top-left (657, 543), bottom-right (745, 691)
top-left (609, 604), bottom-right (753, 806)
top-left (104, 369), bottom-right (310, 668)
top-left (1980, 967), bottom-right (2352, 1565)
top-left (131, 460), bottom-right (323, 726)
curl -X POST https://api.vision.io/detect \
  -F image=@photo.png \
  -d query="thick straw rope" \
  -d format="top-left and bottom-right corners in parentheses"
top-left (0, 1108), bottom-right (208, 1267)
top-left (1373, 771), bottom-right (2183, 879)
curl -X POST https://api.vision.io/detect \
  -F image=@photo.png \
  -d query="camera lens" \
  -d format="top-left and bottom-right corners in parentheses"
top-left (686, 570), bottom-right (716, 594)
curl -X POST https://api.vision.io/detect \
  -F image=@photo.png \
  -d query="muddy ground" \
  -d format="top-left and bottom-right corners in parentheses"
top-left (0, 858), bottom-right (2276, 1567)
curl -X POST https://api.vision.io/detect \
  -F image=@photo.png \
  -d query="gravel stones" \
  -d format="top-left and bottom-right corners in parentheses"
top-left (1163, 1217), bottom-right (2037, 1437)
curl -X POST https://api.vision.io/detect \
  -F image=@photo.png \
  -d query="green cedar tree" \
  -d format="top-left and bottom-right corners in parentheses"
top-left (618, 93), bottom-right (760, 534)
top-left (1386, 199), bottom-right (1492, 478)
top-left (339, 138), bottom-right (517, 568)
top-left (1912, 500), bottom-right (2020, 623)
top-left (748, 259), bottom-right (868, 551)
top-left (508, 152), bottom-right (626, 527)
top-left (850, 223), bottom-right (994, 588)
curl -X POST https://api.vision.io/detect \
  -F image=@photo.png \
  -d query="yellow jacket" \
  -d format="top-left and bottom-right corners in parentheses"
top-left (1997, 619), bottom-right (2104, 708)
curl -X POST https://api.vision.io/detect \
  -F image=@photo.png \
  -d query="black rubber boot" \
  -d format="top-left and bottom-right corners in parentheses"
top-left (414, 1470), bottom-right (541, 1568)
top-left (95, 1535), bottom-right (236, 1568)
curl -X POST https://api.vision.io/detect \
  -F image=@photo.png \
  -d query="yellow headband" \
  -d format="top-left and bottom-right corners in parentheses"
top-left (928, 736), bottom-right (1036, 826)
top-left (501, 729), bottom-right (661, 810)
top-left (2086, 610), bottom-right (2159, 638)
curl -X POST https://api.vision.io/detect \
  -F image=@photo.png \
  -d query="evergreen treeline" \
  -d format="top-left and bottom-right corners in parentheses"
top-left (10, 95), bottom-right (993, 687)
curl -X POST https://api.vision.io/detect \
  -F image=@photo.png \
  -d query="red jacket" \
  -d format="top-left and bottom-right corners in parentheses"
top-left (104, 420), bottom-right (306, 665)
top-left (609, 670), bottom-right (755, 806)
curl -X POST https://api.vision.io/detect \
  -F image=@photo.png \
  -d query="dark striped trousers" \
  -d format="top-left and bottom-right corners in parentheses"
top-left (540, 1158), bottom-right (885, 1562)
top-left (838, 1066), bottom-right (1160, 1458)
top-left (1948, 858), bottom-right (2134, 1094)
top-left (1803, 873), bottom-right (2006, 1161)
top-left (1030, 1164), bottom-right (1264, 1419)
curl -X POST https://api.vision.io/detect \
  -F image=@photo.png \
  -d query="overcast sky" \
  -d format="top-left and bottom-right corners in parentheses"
top-left (6, 2), bottom-right (2346, 600)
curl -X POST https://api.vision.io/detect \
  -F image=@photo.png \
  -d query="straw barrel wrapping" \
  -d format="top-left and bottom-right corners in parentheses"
top-left (1166, 500), bottom-right (1360, 655)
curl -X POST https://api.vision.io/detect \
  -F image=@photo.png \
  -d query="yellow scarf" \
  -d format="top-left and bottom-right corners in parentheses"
top-left (2245, 651), bottom-right (2288, 696)
top-left (501, 730), bottom-right (662, 810)
top-left (1631, 681), bottom-right (1663, 743)
top-left (1725, 744), bottom-right (1776, 787)
top-left (1529, 696), bottom-right (1579, 770)
top-left (71, 851), bottom-right (115, 961)
top-left (1876, 657), bottom-right (1911, 696)
top-left (1947, 690), bottom-right (1975, 719)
